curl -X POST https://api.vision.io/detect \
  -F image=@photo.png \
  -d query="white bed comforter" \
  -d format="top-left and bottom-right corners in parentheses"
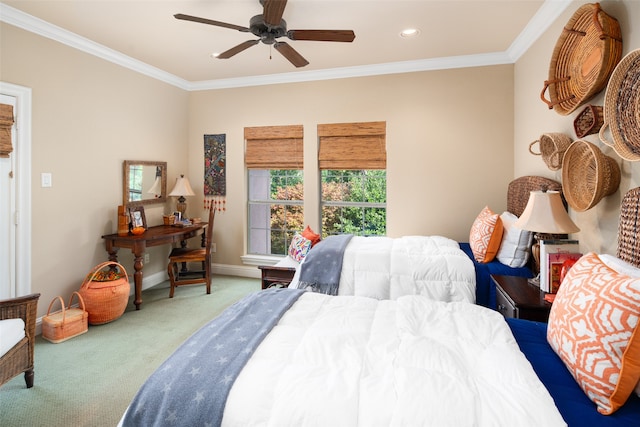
top-left (223, 293), bottom-right (566, 426)
top-left (291, 235), bottom-right (476, 303)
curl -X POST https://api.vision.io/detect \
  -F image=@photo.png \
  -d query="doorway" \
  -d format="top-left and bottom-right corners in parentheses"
top-left (0, 82), bottom-right (32, 299)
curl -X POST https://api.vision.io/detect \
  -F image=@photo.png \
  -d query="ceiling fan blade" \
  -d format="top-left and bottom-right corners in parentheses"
top-left (262, 0), bottom-right (288, 26)
top-left (217, 40), bottom-right (260, 59)
top-left (287, 29), bottom-right (356, 42)
top-left (174, 13), bottom-right (249, 32)
top-left (274, 42), bottom-right (309, 68)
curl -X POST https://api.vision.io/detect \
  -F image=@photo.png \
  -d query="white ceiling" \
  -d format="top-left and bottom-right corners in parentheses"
top-left (0, 0), bottom-right (573, 90)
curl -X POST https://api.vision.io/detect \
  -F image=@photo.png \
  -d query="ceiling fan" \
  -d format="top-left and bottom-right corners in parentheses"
top-left (175, 0), bottom-right (356, 68)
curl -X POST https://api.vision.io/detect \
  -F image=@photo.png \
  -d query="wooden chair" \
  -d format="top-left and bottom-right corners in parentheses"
top-left (0, 293), bottom-right (40, 388)
top-left (167, 207), bottom-right (216, 297)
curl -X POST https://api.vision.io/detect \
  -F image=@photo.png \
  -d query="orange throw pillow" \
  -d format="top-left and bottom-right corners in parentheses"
top-left (547, 252), bottom-right (640, 414)
top-left (469, 206), bottom-right (503, 263)
top-left (301, 225), bottom-right (321, 246)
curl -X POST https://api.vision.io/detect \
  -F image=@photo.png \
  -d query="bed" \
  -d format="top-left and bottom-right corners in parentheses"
top-left (119, 186), bottom-right (640, 426)
top-left (288, 234), bottom-right (476, 303)
top-left (282, 176), bottom-right (557, 310)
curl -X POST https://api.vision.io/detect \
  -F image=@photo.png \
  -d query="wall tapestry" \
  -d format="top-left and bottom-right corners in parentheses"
top-left (204, 134), bottom-right (226, 212)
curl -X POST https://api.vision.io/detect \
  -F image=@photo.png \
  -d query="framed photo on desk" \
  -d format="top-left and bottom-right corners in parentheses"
top-left (129, 206), bottom-right (147, 229)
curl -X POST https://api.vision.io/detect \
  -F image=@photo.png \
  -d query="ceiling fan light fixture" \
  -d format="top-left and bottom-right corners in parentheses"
top-left (400, 28), bottom-right (420, 38)
top-left (175, 0), bottom-right (356, 68)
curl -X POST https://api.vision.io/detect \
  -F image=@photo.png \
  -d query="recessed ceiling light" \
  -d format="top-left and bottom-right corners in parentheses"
top-left (400, 28), bottom-right (420, 38)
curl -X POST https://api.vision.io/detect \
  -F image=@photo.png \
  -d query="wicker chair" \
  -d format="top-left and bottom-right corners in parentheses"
top-left (0, 293), bottom-right (40, 388)
top-left (167, 207), bottom-right (216, 297)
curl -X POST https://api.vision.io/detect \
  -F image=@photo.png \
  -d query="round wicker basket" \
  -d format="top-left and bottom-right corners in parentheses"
top-left (79, 261), bottom-right (130, 325)
top-left (529, 133), bottom-right (573, 171)
top-left (562, 140), bottom-right (620, 212)
top-left (599, 49), bottom-right (640, 161)
top-left (541, 3), bottom-right (622, 115)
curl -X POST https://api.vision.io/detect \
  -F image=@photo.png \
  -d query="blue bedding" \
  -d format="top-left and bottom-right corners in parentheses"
top-left (459, 242), bottom-right (533, 309)
top-left (507, 318), bottom-right (640, 426)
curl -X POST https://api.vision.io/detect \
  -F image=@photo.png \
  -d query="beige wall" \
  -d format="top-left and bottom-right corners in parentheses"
top-left (187, 66), bottom-right (515, 267)
top-left (514, 0), bottom-right (640, 255)
top-left (5, 0), bottom-right (636, 319)
top-left (1, 23), bottom-right (188, 316)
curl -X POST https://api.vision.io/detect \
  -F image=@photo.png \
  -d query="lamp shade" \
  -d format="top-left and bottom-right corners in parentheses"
top-left (169, 175), bottom-right (195, 197)
top-left (146, 176), bottom-right (162, 195)
top-left (514, 190), bottom-right (580, 234)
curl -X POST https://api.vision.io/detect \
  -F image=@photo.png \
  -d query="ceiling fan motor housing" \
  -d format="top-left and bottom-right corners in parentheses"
top-left (250, 15), bottom-right (286, 44)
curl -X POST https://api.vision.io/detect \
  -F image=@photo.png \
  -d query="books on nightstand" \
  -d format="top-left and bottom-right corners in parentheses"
top-left (540, 239), bottom-right (581, 293)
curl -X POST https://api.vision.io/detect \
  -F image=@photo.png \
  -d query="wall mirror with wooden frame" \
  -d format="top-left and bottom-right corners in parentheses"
top-left (123, 160), bottom-right (167, 207)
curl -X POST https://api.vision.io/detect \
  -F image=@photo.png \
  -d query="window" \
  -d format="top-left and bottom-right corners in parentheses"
top-left (245, 125), bottom-right (303, 256)
top-left (321, 170), bottom-right (386, 236)
top-left (128, 165), bottom-right (143, 201)
top-left (248, 170), bottom-right (303, 255)
top-left (318, 122), bottom-right (387, 237)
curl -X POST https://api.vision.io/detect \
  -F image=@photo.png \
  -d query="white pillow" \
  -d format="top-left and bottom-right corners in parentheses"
top-left (496, 211), bottom-right (533, 268)
top-left (598, 254), bottom-right (640, 398)
top-left (0, 318), bottom-right (25, 358)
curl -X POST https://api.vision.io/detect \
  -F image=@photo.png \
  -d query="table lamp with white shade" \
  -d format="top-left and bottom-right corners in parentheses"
top-left (169, 174), bottom-right (195, 218)
top-left (514, 189), bottom-right (580, 285)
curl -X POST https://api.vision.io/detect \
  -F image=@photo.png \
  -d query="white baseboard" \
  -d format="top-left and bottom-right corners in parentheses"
top-left (35, 263), bottom-right (260, 336)
top-left (138, 263), bottom-right (260, 291)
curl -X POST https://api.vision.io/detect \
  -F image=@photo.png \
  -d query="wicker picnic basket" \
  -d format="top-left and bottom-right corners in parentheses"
top-left (540, 3), bottom-right (622, 115)
top-left (574, 105), bottom-right (604, 138)
top-left (529, 133), bottom-right (573, 171)
top-left (78, 261), bottom-right (130, 325)
top-left (42, 292), bottom-right (88, 343)
top-left (561, 140), bottom-right (620, 212)
top-left (599, 49), bottom-right (640, 161)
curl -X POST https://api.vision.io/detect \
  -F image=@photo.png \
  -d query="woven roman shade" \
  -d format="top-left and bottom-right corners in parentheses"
top-left (0, 104), bottom-right (14, 158)
top-left (318, 121), bottom-right (386, 169)
top-left (245, 125), bottom-right (303, 169)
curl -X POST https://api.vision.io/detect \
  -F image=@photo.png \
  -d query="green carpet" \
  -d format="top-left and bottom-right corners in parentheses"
top-left (0, 275), bottom-right (260, 427)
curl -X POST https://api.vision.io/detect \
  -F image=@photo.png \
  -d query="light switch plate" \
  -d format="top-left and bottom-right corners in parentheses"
top-left (41, 172), bottom-right (52, 188)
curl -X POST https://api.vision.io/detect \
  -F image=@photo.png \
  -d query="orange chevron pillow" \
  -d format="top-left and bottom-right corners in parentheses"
top-left (469, 206), bottom-right (503, 263)
top-left (547, 252), bottom-right (640, 414)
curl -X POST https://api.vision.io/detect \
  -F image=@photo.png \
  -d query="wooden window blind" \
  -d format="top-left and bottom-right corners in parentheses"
top-left (245, 125), bottom-right (303, 169)
top-left (318, 121), bottom-right (386, 170)
top-left (0, 104), bottom-right (14, 158)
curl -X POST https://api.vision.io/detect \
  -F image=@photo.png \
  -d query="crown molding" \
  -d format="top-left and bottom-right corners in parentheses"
top-left (0, 3), bottom-right (191, 90)
top-left (506, 0), bottom-right (573, 62)
top-left (1, 1), bottom-right (572, 92)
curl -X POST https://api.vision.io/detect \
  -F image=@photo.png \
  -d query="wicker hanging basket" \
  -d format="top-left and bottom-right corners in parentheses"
top-left (561, 140), bottom-right (620, 211)
top-left (599, 49), bottom-right (640, 161)
top-left (574, 105), bottom-right (604, 138)
top-left (529, 133), bottom-right (573, 171)
top-left (540, 3), bottom-right (623, 116)
top-left (78, 261), bottom-right (130, 325)
top-left (0, 104), bottom-right (14, 158)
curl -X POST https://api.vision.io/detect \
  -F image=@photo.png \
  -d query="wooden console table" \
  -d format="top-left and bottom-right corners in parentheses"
top-left (102, 223), bottom-right (207, 310)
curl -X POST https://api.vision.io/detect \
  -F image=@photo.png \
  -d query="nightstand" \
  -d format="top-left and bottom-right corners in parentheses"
top-left (492, 274), bottom-right (552, 322)
top-left (258, 265), bottom-right (296, 289)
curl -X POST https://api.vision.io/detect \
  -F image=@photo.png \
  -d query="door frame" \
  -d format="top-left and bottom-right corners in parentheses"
top-left (0, 81), bottom-right (32, 297)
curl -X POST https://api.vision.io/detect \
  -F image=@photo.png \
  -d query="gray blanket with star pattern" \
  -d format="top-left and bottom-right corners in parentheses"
top-left (297, 234), bottom-right (353, 295)
top-left (121, 287), bottom-right (305, 427)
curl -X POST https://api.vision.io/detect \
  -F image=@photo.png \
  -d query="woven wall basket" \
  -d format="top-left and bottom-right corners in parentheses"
top-left (541, 3), bottom-right (622, 116)
top-left (562, 140), bottom-right (620, 212)
top-left (574, 105), bottom-right (604, 138)
top-left (529, 133), bottom-right (573, 171)
top-left (599, 49), bottom-right (640, 161)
